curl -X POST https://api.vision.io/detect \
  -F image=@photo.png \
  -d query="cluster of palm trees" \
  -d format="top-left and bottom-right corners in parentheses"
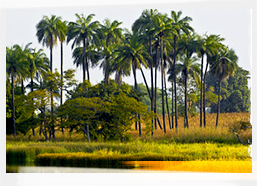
top-left (7, 9), bottom-right (238, 137)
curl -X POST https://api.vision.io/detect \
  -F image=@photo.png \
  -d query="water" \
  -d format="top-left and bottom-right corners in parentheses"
top-left (6, 165), bottom-right (178, 173)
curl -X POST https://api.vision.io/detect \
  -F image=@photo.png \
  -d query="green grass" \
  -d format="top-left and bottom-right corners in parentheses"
top-left (6, 141), bottom-right (251, 167)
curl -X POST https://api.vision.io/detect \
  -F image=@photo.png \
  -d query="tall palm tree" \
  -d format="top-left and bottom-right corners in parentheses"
top-left (176, 55), bottom-right (200, 128)
top-left (67, 13), bottom-right (100, 82)
top-left (115, 31), bottom-right (149, 136)
top-left (196, 34), bottom-right (224, 127)
top-left (170, 10), bottom-right (193, 130)
top-left (133, 9), bottom-right (159, 134)
top-left (6, 45), bottom-right (29, 136)
top-left (211, 47), bottom-right (238, 127)
top-left (36, 15), bottom-right (62, 139)
top-left (56, 19), bottom-right (67, 134)
top-left (153, 13), bottom-right (172, 133)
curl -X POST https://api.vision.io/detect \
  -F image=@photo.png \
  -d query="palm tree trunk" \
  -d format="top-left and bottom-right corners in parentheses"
top-left (31, 74), bottom-right (35, 136)
top-left (132, 61), bottom-right (140, 135)
top-left (21, 78), bottom-right (24, 95)
top-left (50, 45), bottom-right (54, 139)
top-left (160, 36), bottom-right (166, 133)
top-left (86, 56), bottom-right (90, 82)
top-left (154, 46), bottom-right (159, 132)
top-left (200, 53), bottom-right (204, 127)
top-left (149, 36), bottom-right (154, 135)
top-left (173, 36), bottom-right (178, 131)
top-left (11, 74), bottom-right (16, 136)
top-left (61, 42), bottom-right (64, 134)
top-left (171, 79), bottom-right (174, 129)
top-left (184, 74), bottom-right (189, 128)
top-left (82, 40), bottom-right (86, 82)
top-left (216, 80), bottom-right (222, 127)
top-left (163, 69), bottom-right (171, 129)
top-left (203, 61), bottom-right (209, 127)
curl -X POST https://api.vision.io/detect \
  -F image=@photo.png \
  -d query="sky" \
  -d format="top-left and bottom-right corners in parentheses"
top-left (1, 0), bottom-right (257, 185)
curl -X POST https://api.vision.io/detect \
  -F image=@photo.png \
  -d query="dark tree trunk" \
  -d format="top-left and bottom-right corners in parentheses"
top-left (50, 45), bottom-right (55, 139)
top-left (149, 36), bottom-right (154, 136)
top-left (21, 78), bottom-right (24, 95)
top-left (163, 68), bottom-right (171, 129)
top-left (200, 53), bottom-right (204, 127)
top-left (154, 45), bottom-right (159, 133)
top-left (216, 80), bottom-right (222, 127)
top-left (203, 60), bottom-right (209, 127)
top-left (86, 56), bottom-right (90, 82)
top-left (60, 42), bottom-right (64, 134)
top-left (31, 74), bottom-right (35, 136)
top-left (171, 79), bottom-right (174, 129)
top-left (160, 36), bottom-right (166, 133)
top-left (82, 40), bottom-right (86, 82)
top-left (184, 74), bottom-right (189, 128)
top-left (11, 74), bottom-right (16, 136)
top-left (132, 62), bottom-right (140, 135)
top-left (173, 36), bottom-right (178, 131)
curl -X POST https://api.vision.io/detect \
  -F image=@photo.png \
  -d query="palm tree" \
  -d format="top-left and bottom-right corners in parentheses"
top-left (36, 15), bottom-right (61, 72)
top-left (170, 10), bottom-right (193, 130)
top-left (57, 19), bottom-right (67, 134)
top-left (67, 13), bottom-right (100, 82)
top-left (153, 13), bottom-right (172, 133)
top-left (26, 47), bottom-right (49, 136)
top-left (133, 9), bottom-right (159, 134)
top-left (176, 55), bottom-right (200, 128)
top-left (211, 47), bottom-right (238, 127)
top-left (196, 34), bottom-right (224, 127)
top-left (36, 15), bottom-right (62, 139)
top-left (97, 18), bottom-right (123, 85)
top-left (115, 31), bottom-right (149, 136)
top-left (6, 45), bottom-right (29, 136)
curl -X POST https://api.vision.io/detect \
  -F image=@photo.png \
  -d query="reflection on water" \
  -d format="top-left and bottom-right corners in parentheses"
top-left (7, 161), bottom-right (252, 173)
top-left (7, 166), bottom-right (175, 173)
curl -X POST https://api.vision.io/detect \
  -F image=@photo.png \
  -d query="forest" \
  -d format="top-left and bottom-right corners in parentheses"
top-left (6, 9), bottom-right (251, 142)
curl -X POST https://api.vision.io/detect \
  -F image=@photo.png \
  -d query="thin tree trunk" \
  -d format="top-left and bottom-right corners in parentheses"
top-left (86, 56), bottom-right (90, 82)
top-left (200, 53), bottom-right (204, 127)
top-left (60, 42), bottom-right (64, 134)
top-left (132, 62), bottom-right (140, 135)
top-left (160, 36), bottom-right (166, 133)
top-left (50, 45), bottom-right (55, 139)
top-left (154, 46), bottom-right (159, 132)
top-left (216, 80), bottom-right (221, 127)
top-left (171, 79), bottom-right (174, 128)
top-left (184, 74), bottom-right (189, 128)
top-left (163, 69), bottom-right (171, 129)
top-left (83, 40), bottom-right (86, 82)
top-left (173, 36), bottom-right (178, 131)
top-left (21, 78), bottom-right (24, 95)
top-left (31, 74), bottom-right (35, 136)
top-left (203, 61), bottom-right (209, 127)
top-left (11, 75), bottom-right (16, 136)
top-left (149, 36), bottom-right (154, 136)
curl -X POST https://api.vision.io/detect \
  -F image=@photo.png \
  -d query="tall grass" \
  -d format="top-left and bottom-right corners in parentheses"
top-left (6, 113), bottom-right (251, 143)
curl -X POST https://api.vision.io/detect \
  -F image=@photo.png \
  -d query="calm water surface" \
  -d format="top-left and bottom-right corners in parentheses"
top-left (7, 166), bottom-right (183, 173)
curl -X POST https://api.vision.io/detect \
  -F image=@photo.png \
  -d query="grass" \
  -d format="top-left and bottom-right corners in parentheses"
top-left (6, 141), bottom-right (251, 167)
top-left (6, 113), bottom-right (252, 172)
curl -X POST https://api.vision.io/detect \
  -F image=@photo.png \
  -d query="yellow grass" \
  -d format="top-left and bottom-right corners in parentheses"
top-left (124, 161), bottom-right (252, 173)
top-left (131, 113), bottom-right (251, 143)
